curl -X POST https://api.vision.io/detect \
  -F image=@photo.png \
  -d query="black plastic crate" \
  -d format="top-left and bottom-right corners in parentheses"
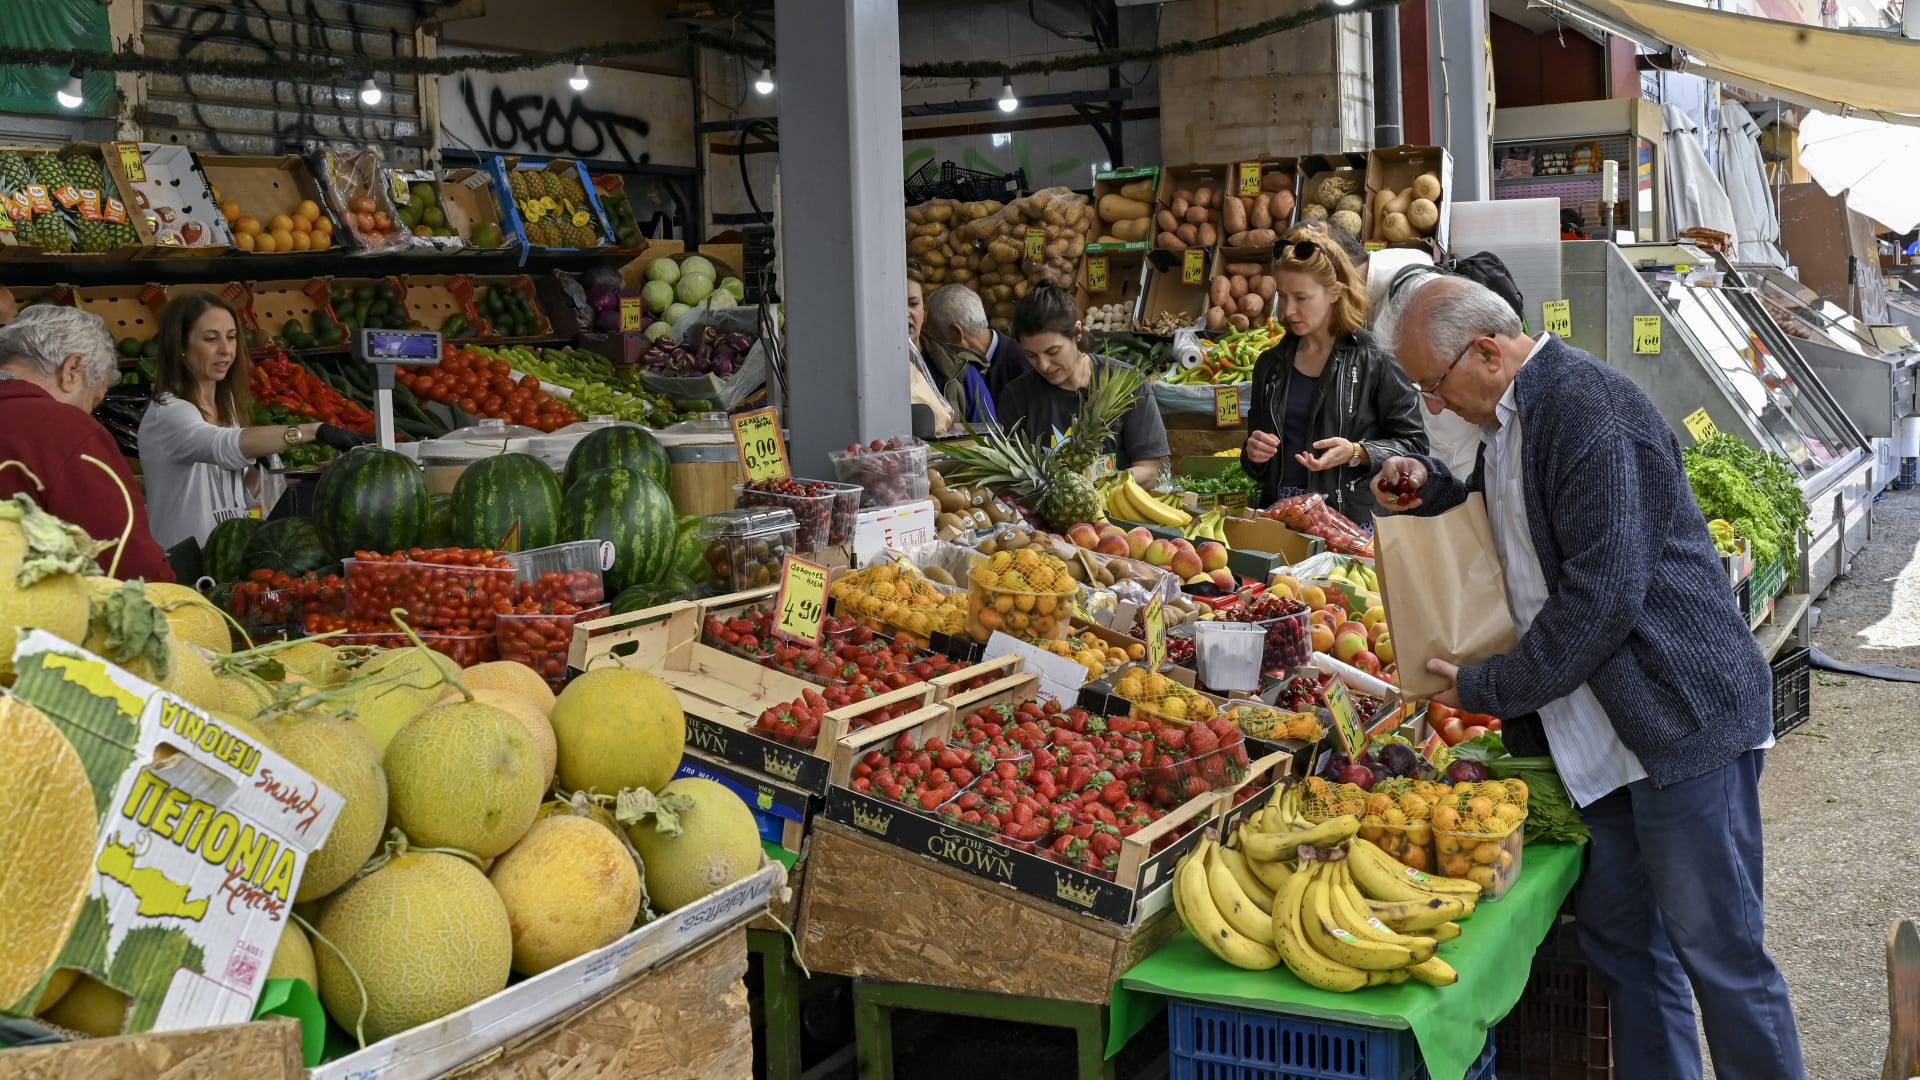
top-left (1771, 646), bottom-right (1812, 738)
top-left (1897, 458), bottom-right (1917, 490)
top-left (1495, 918), bottom-right (1612, 1080)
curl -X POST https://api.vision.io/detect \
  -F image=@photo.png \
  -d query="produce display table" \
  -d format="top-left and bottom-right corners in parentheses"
top-left (853, 979), bottom-right (1115, 1080)
top-left (1108, 843), bottom-right (1584, 1080)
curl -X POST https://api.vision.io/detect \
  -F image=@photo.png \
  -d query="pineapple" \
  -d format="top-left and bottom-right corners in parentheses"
top-left (942, 361), bottom-right (1146, 529)
top-left (30, 155), bottom-right (66, 189)
top-left (0, 152), bottom-right (29, 192)
top-left (74, 219), bottom-right (111, 253)
top-left (65, 154), bottom-right (103, 190)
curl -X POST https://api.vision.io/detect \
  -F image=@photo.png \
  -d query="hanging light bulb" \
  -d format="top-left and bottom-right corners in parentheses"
top-left (997, 76), bottom-right (1018, 113)
top-left (359, 78), bottom-right (383, 106)
top-left (753, 66), bottom-right (775, 95)
top-left (569, 63), bottom-right (590, 93)
top-left (55, 65), bottom-right (85, 110)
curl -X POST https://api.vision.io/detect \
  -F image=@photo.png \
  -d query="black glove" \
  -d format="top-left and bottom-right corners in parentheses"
top-left (317, 424), bottom-right (375, 451)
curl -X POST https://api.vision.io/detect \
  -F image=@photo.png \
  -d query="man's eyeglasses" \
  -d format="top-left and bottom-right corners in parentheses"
top-left (1416, 339), bottom-right (1477, 406)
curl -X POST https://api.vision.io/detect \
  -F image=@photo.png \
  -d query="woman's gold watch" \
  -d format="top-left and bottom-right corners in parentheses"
top-left (1350, 443), bottom-right (1369, 469)
top-left (284, 426), bottom-right (304, 446)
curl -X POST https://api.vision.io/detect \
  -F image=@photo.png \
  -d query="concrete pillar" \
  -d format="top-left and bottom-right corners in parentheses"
top-left (1428, 0), bottom-right (1490, 200)
top-left (1157, 0), bottom-right (1372, 163)
top-left (773, 0), bottom-right (909, 475)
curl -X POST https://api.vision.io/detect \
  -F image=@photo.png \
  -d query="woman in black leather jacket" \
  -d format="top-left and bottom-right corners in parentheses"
top-left (1243, 229), bottom-right (1428, 522)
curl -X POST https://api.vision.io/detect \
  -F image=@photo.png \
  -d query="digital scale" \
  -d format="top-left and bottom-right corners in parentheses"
top-left (353, 328), bottom-right (442, 450)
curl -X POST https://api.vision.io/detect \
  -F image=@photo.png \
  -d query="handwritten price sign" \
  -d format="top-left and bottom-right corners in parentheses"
top-left (1025, 226), bottom-right (1045, 263)
top-left (1325, 679), bottom-right (1367, 761)
top-left (1237, 161), bottom-right (1262, 197)
top-left (1182, 248), bottom-right (1206, 284)
top-left (774, 557), bottom-right (830, 644)
top-left (731, 408), bottom-right (791, 482)
top-left (619, 297), bottom-right (644, 332)
top-left (1633, 315), bottom-right (1663, 354)
top-left (1542, 299), bottom-right (1572, 338)
top-left (1087, 256), bottom-right (1109, 292)
top-left (1683, 407), bottom-right (1718, 443)
top-left (1144, 596), bottom-right (1167, 670)
top-left (1213, 384), bottom-right (1241, 428)
top-left (115, 143), bottom-right (145, 183)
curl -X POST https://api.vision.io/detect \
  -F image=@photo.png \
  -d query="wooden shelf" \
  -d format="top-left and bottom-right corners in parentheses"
top-left (1753, 591), bottom-right (1812, 660)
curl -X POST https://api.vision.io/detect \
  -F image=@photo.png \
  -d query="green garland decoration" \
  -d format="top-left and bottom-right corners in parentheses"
top-left (0, 0), bottom-right (1402, 87)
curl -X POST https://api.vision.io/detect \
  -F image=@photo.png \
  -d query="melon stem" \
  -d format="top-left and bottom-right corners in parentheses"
top-left (79, 455), bottom-right (135, 580)
top-left (291, 911), bottom-right (368, 1051)
top-left (390, 609), bottom-right (473, 701)
top-left (0, 459), bottom-right (46, 491)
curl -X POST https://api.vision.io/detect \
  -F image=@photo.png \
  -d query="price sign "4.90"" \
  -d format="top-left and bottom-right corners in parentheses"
top-left (774, 557), bottom-right (830, 644)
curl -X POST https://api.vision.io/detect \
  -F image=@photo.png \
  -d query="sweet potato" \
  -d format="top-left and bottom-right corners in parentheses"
top-left (1256, 275), bottom-right (1277, 300)
top-left (1206, 305), bottom-right (1229, 331)
top-left (1229, 274), bottom-right (1249, 299)
top-left (1157, 231), bottom-right (1186, 250)
top-left (1250, 196), bottom-right (1273, 231)
top-left (1239, 293), bottom-right (1266, 318)
top-left (1193, 186), bottom-right (1215, 209)
top-left (1176, 222), bottom-right (1198, 245)
top-left (1261, 170), bottom-right (1293, 194)
top-left (1155, 209), bottom-right (1179, 233)
top-left (1269, 190), bottom-right (1295, 222)
top-left (1228, 313), bottom-right (1251, 330)
top-left (1197, 222), bottom-right (1218, 247)
top-left (1099, 194), bottom-right (1152, 222)
top-left (1183, 205), bottom-right (1210, 226)
top-left (1210, 276), bottom-right (1233, 309)
top-left (1170, 192), bottom-right (1191, 217)
top-left (1240, 228), bottom-right (1278, 248)
top-left (1223, 196), bottom-right (1248, 235)
top-left (1226, 262), bottom-right (1263, 277)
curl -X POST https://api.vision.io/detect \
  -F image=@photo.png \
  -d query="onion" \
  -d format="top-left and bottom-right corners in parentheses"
top-left (585, 287), bottom-right (621, 312)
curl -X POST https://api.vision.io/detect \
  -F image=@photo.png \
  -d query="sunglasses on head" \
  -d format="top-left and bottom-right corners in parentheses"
top-left (1281, 239), bottom-right (1320, 263)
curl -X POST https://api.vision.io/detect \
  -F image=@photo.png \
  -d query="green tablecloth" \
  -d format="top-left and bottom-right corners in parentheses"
top-left (1109, 842), bottom-right (1584, 1080)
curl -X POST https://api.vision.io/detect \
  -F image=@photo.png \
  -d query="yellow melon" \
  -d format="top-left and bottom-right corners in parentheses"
top-left (383, 700), bottom-right (543, 858)
top-left (625, 777), bottom-right (761, 912)
top-left (549, 668), bottom-right (685, 796)
top-left (462, 661), bottom-right (556, 713)
top-left (266, 921), bottom-right (317, 991)
top-left (489, 815), bottom-right (639, 975)
top-left (468, 689), bottom-right (556, 790)
top-left (0, 698), bottom-right (94, 1015)
top-left (256, 709), bottom-right (388, 902)
top-left (39, 974), bottom-right (127, 1037)
top-left (327, 646), bottom-right (458, 750)
top-left (144, 581), bottom-right (232, 653)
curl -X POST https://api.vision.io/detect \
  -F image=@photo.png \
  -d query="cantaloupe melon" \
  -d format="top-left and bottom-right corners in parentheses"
top-left (549, 668), bottom-right (685, 796)
top-left (144, 581), bottom-right (232, 653)
top-left (462, 661), bottom-right (556, 713)
top-left (384, 701), bottom-right (543, 858)
top-left (313, 852), bottom-right (511, 1043)
top-left (216, 672), bottom-right (273, 719)
top-left (39, 974), bottom-right (127, 1037)
top-left (266, 921), bottom-right (317, 991)
top-left (488, 815), bottom-right (639, 975)
top-left (625, 777), bottom-right (760, 912)
top-left (0, 698), bottom-right (94, 1015)
top-left (257, 709), bottom-right (388, 902)
top-left (468, 689), bottom-right (556, 790)
top-left (0, 500), bottom-right (93, 685)
top-left (325, 646), bottom-right (458, 750)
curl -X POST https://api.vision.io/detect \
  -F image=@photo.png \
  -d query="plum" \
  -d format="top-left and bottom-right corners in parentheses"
top-left (1446, 759), bottom-right (1490, 784)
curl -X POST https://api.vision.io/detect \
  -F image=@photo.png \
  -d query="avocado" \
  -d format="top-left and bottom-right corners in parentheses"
top-left (315, 322), bottom-right (345, 347)
top-left (291, 331), bottom-right (317, 350)
top-left (117, 336), bottom-right (143, 358)
top-left (354, 285), bottom-right (375, 304)
top-left (141, 340), bottom-right (159, 360)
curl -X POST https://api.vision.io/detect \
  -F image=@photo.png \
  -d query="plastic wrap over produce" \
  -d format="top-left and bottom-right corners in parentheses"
top-left (641, 303), bottom-right (768, 410)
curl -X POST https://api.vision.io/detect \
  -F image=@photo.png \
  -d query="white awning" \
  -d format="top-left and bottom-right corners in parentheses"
top-left (1535, 0), bottom-right (1920, 125)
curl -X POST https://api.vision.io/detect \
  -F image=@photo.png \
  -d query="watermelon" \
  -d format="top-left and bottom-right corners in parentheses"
top-left (673, 515), bottom-right (708, 585)
top-left (313, 447), bottom-right (428, 559)
top-left (204, 517), bottom-right (262, 583)
top-left (559, 467), bottom-right (674, 594)
top-left (612, 572), bottom-right (698, 615)
top-left (451, 453), bottom-right (563, 553)
top-left (423, 492), bottom-right (455, 548)
top-left (562, 425), bottom-right (671, 493)
top-left (240, 517), bottom-right (333, 576)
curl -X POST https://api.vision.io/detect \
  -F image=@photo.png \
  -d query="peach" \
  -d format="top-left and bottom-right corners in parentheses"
top-left (1170, 549), bottom-right (1205, 580)
top-left (1197, 541), bottom-right (1229, 572)
top-left (1334, 620), bottom-right (1368, 642)
top-left (1269, 580), bottom-right (1297, 601)
top-left (1310, 622), bottom-right (1336, 653)
top-left (1142, 540), bottom-right (1176, 567)
top-left (1361, 606), bottom-right (1386, 629)
top-left (1096, 534), bottom-right (1132, 557)
top-left (1067, 523), bottom-right (1101, 549)
top-left (1097, 523), bottom-right (1127, 542)
top-left (1272, 574), bottom-right (1300, 594)
top-left (1374, 633), bottom-right (1394, 664)
top-left (1310, 609), bottom-right (1338, 629)
top-left (1333, 630), bottom-right (1369, 662)
top-left (1126, 527), bottom-right (1155, 560)
top-left (1208, 568), bottom-right (1237, 590)
top-left (1299, 584), bottom-right (1327, 608)
top-left (1170, 537), bottom-right (1195, 556)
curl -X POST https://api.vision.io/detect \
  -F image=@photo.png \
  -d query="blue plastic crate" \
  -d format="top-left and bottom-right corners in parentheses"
top-left (1167, 1000), bottom-right (1495, 1080)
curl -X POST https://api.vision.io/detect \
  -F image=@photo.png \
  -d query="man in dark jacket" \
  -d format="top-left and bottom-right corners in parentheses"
top-left (0, 306), bottom-right (173, 582)
top-left (924, 284), bottom-right (1032, 408)
top-left (1373, 277), bottom-right (1803, 1080)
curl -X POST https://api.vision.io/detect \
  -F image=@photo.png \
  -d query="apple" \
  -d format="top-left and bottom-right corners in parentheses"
top-left (1126, 527), bottom-right (1155, 560)
top-left (1368, 620), bottom-right (1390, 644)
top-left (1197, 541), bottom-right (1229, 572)
top-left (1066, 523), bottom-right (1100, 549)
top-left (1439, 716), bottom-right (1468, 746)
top-left (1184, 573), bottom-right (1211, 586)
top-left (1142, 540), bottom-right (1176, 567)
top-left (1096, 534), bottom-right (1132, 557)
top-left (1333, 630), bottom-right (1368, 662)
top-left (1373, 633), bottom-right (1394, 664)
top-left (1170, 549), bottom-right (1204, 580)
top-left (1208, 568), bottom-right (1237, 590)
top-left (1338, 762), bottom-right (1376, 790)
top-left (1310, 622), bottom-right (1335, 653)
top-left (1334, 620), bottom-right (1368, 642)
top-left (1460, 724), bottom-right (1490, 743)
top-left (1272, 573), bottom-right (1300, 594)
top-left (1350, 650), bottom-right (1382, 676)
top-left (1270, 579), bottom-right (1297, 601)
top-left (1361, 605), bottom-right (1386, 629)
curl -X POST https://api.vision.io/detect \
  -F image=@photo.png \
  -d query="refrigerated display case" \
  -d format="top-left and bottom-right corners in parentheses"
top-left (1744, 264), bottom-right (1920, 441)
top-left (1557, 241), bottom-right (1874, 619)
top-left (1494, 99), bottom-right (1666, 241)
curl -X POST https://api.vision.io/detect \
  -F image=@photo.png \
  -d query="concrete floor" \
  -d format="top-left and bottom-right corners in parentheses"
top-left (1747, 486), bottom-right (1920, 1080)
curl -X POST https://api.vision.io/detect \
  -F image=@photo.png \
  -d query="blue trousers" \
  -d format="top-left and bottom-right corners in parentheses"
top-left (1574, 748), bottom-right (1805, 1080)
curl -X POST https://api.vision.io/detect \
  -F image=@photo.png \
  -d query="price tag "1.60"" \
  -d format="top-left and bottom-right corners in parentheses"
top-left (731, 407), bottom-right (791, 482)
top-left (774, 556), bottom-right (830, 645)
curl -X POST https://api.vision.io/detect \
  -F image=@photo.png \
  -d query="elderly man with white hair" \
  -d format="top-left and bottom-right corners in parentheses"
top-left (1369, 275), bottom-right (1804, 1080)
top-left (923, 283), bottom-right (1032, 410)
top-left (0, 305), bottom-right (173, 581)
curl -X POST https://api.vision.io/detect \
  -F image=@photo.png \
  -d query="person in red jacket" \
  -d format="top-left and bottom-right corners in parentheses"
top-left (0, 305), bottom-right (173, 582)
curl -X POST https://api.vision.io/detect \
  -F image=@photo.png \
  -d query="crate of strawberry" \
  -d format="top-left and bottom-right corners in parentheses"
top-left (496, 600), bottom-right (611, 689)
top-left (702, 604), bottom-right (966, 693)
top-left (226, 570), bottom-right (347, 642)
top-left (345, 547), bottom-right (516, 630)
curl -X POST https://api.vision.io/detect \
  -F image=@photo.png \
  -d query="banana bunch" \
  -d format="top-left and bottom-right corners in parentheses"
top-left (1184, 507), bottom-right (1228, 543)
top-left (1173, 781), bottom-right (1479, 991)
top-left (1104, 473), bottom-right (1192, 529)
top-left (1326, 560), bottom-right (1378, 593)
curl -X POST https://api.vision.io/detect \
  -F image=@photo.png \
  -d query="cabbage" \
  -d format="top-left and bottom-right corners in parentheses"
top-left (679, 255), bottom-right (716, 281)
top-left (707, 290), bottom-right (736, 310)
top-left (645, 258), bottom-right (682, 285)
top-left (641, 280), bottom-right (675, 313)
top-left (663, 302), bottom-right (691, 325)
top-left (720, 277), bottom-right (746, 300)
top-left (675, 273), bottom-right (714, 306)
top-left (644, 322), bottom-right (673, 342)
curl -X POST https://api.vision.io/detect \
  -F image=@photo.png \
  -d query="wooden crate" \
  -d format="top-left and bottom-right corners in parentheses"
top-left (450, 930), bottom-right (751, 1080)
top-left (797, 820), bottom-right (1180, 1004)
top-left (0, 1017), bottom-right (302, 1079)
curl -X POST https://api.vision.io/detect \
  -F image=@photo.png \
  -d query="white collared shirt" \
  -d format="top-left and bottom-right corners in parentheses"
top-left (1480, 335), bottom-right (1649, 807)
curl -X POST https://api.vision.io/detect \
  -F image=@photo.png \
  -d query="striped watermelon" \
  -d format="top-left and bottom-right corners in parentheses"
top-left (559, 467), bottom-right (674, 594)
top-left (313, 447), bottom-right (428, 559)
top-left (562, 425), bottom-right (671, 493)
top-left (240, 517), bottom-right (333, 575)
top-left (423, 492), bottom-right (455, 548)
top-left (451, 453), bottom-right (562, 553)
top-left (204, 517), bottom-right (261, 583)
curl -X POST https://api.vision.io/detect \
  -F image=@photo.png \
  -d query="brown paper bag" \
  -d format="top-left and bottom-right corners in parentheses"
top-left (1372, 493), bottom-right (1519, 701)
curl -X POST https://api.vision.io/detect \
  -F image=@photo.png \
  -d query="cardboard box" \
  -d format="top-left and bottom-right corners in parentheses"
top-left (396, 274), bottom-right (483, 336)
top-left (1217, 516), bottom-right (1324, 581)
top-left (1155, 164), bottom-right (1231, 255)
top-left (76, 283), bottom-right (168, 352)
top-left (1077, 248), bottom-right (1146, 323)
top-left (99, 142), bottom-right (230, 258)
top-left (488, 156), bottom-right (614, 252)
top-left (1366, 145), bottom-right (1453, 251)
top-left (469, 274), bottom-right (553, 341)
top-left (1230, 155), bottom-right (1300, 232)
top-left (1089, 166), bottom-right (1160, 252)
top-left (196, 155), bottom-right (341, 257)
top-left (1138, 248), bottom-right (1209, 331)
top-left (1295, 152), bottom-right (1369, 237)
top-left (1207, 245), bottom-right (1279, 331)
top-left (4, 632), bottom-right (341, 1034)
top-left (850, 499), bottom-right (938, 565)
top-left (441, 167), bottom-right (518, 252)
top-left (591, 172), bottom-right (646, 250)
top-left (244, 278), bottom-right (333, 349)
top-left (311, 867), bottom-right (777, 1080)
top-left (387, 169), bottom-right (461, 252)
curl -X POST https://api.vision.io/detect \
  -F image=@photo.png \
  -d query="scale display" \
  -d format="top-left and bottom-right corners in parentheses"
top-left (355, 328), bottom-right (442, 364)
